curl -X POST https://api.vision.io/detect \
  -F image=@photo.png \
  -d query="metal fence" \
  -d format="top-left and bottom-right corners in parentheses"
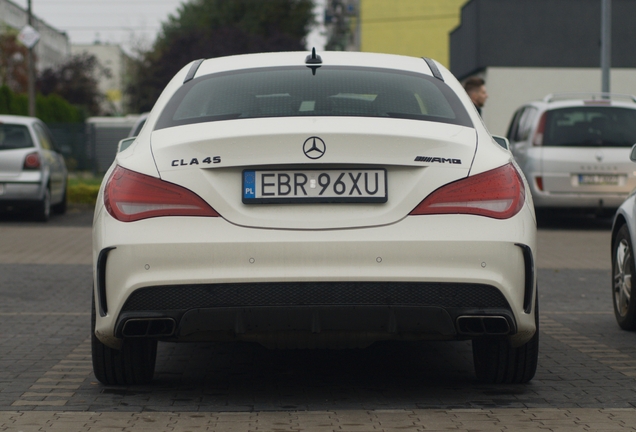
top-left (48, 118), bottom-right (137, 174)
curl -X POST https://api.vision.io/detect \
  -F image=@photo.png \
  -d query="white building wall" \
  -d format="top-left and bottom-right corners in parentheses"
top-left (0, 0), bottom-right (69, 71)
top-left (481, 67), bottom-right (636, 136)
top-left (72, 44), bottom-right (130, 115)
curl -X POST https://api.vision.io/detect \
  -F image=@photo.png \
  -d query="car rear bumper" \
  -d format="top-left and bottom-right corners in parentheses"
top-left (0, 181), bottom-right (43, 202)
top-left (530, 188), bottom-right (628, 209)
top-left (113, 282), bottom-right (518, 348)
top-left (92, 205), bottom-right (537, 349)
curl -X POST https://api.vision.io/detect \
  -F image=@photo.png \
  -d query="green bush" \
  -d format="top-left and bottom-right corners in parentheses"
top-left (0, 85), bottom-right (83, 123)
top-left (68, 174), bottom-right (103, 205)
top-left (68, 183), bottom-right (100, 205)
top-left (37, 93), bottom-right (84, 123)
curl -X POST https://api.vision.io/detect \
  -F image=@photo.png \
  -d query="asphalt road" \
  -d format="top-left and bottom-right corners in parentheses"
top-left (2, 207), bottom-right (636, 430)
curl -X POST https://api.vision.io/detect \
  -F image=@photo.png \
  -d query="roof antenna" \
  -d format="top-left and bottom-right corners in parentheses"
top-left (305, 47), bottom-right (322, 75)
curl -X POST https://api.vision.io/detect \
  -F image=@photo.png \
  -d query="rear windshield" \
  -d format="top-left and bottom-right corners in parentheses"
top-left (544, 106), bottom-right (636, 147)
top-left (0, 124), bottom-right (33, 150)
top-left (155, 66), bottom-right (472, 130)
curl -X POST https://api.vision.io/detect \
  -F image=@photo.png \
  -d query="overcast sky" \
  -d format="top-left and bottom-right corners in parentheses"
top-left (11, 0), bottom-right (326, 54)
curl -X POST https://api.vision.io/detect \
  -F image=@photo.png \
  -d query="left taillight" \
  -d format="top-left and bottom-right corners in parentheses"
top-left (532, 112), bottom-right (547, 146)
top-left (409, 163), bottom-right (525, 219)
top-left (23, 152), bottom-right (41, 170)
top-left (104, 166), bottom-right (220, 222)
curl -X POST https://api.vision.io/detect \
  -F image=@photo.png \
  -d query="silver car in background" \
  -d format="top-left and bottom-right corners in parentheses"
top-left (507, 93), bottom-right (636, 213)
top-left (0, 115), bottom-right (68, 221)
top-left (611, 145), bottom-right (636, 330)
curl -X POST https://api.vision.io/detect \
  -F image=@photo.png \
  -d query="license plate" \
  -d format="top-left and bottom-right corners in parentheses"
top-left (243, 169), bottom-right (387, 204)
top-left (577, 174), bottom-right (619, 185)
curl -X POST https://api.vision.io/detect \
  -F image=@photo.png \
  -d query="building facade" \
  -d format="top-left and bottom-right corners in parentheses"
top-left (450, 0), bottom-right (636, 135)
top-left (72, 43), bottom-right (131, 115)
top-left (359, 0), bottom-right (465, 67)
top-left (323, 0), bottom-right (465, 68)
top-left (0, 0), bottom-right (69, 72)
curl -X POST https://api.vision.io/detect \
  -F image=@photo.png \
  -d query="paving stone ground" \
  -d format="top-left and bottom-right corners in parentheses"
top-left (1, 210), bottom-right (634, 430)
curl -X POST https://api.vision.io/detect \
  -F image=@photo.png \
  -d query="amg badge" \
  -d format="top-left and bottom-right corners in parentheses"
top-left (415, 156), bottom-right (461, 164)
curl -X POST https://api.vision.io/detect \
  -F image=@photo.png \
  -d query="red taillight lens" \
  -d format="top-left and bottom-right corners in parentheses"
top-left (23, 152), bottom-right (41, 169)
top-left (535, 176), bottom-right (544, 191)
top-left (104, 166), bottom-right (220, 222)
top-left (409, 163), bottom-right (525, 219)
top-left (532, 112), bottom-right (547, 146)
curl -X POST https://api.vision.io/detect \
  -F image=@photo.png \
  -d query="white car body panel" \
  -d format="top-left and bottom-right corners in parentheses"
top-left (93, 209), bottom-right (536, 346)
top-left (150, 118), bottom-right (477, 229)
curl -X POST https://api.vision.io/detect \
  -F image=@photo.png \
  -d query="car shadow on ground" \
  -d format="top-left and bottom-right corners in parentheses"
top-left (536, 209), bottom-right (614, 231)
top-left (0, 204), bottom-right (94, 227)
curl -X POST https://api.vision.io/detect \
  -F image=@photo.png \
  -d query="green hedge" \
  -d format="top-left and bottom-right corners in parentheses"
top-left (68, 175), bottom-right (103, 205)
top-left (68, 183), bottom-right (100, 205)
top-left (0, 85), bottom-right (83, 123)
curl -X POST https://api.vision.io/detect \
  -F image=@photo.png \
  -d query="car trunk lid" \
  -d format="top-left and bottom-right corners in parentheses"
top-left (0, 148), bottom-right (33, 179)
top-left (149, 117), bottom-right (477, 230)
top-left (540, 147), bottom-right (636, 194)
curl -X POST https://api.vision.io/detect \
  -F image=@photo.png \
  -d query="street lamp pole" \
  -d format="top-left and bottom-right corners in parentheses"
top-left (27, 0), bottom-right (36, 117)
top-left (601, 0), bottom-right (611, 94)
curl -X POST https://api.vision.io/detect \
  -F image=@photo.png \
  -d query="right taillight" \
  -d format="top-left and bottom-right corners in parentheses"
top-left (409, 163), bottom-right (526, 220)
top-left (23, 152), bottom-right (41, 170)
top-left (532, 112), bottom-right (547, 146)
top-left (104, 166), bottom-right (220, 222)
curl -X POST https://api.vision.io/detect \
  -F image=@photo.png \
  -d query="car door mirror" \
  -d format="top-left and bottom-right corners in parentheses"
top-left (118, 137), bottom-right (136, 153)
top-left (492, 135), bottom-right (510, 151)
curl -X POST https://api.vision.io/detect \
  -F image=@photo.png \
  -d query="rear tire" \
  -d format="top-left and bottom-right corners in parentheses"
top-left (612, 224), bottom-right (636, 330)
top-left (34, 188), bottom-right (51, 222)
top-left (52, 185), bottom-right (67, 215)
top-left (472, 297), bottom-right (539, 383)
top-left (91, 293), bottom-right (157, 385)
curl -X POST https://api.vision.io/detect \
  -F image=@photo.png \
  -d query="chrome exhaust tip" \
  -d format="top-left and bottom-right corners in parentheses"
top-left (456, 316), bottom-right (511, 336)
top-left (121, 318), bottom-right (176, 337)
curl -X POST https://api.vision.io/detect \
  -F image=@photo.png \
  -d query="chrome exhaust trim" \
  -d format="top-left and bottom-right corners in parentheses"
top-left (456, 315), bottom-right (511, 336)
top-left (121, 318), bottom-right (176, 337)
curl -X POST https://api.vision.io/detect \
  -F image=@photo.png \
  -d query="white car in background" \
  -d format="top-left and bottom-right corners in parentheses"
top-left (92, 51), bottom-right (538, 385)
top-left (0, 115), bottom-right (68, 221)
top-left (507, 93), bottom-right (636, 214)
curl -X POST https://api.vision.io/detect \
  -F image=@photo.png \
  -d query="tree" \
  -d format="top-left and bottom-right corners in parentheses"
top-left (127, 0), bottom-right (315, 112)
top-left (37, 53), bottom-right (111, 116)
top-left (0, 85), bottom-right (83, 123)
top-left (0, 33), bottom-right (29, 93)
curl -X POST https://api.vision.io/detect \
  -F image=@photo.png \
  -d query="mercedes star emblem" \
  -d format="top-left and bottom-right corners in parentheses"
top-left (303, 136), bottom-right (326, 159)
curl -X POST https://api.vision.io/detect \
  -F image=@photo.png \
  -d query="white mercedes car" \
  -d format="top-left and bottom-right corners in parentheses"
top-left (92, 51), bottom-right (538, 385)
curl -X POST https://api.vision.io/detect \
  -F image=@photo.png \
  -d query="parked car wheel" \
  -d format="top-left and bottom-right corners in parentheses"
top-left (91, 293), bottom-right (157, 385)
top-left (612, 224), bottom-right (636, 330)
top-left (472, 296), bottom-right (539, 383)
top-left (33, 187), bottom-right (51, 222)
top-left (51, 185), bottom-right (67, 215)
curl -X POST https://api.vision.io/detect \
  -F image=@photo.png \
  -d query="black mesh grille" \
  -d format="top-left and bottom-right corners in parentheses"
top-left (121, 282), bottom-right (510, 311)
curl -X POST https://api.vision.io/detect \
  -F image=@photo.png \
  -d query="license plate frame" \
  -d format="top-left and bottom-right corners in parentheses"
top-left (242, 169), bottom-right (387, 204)
top-left (577, 174), bottom-right (620, 185)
